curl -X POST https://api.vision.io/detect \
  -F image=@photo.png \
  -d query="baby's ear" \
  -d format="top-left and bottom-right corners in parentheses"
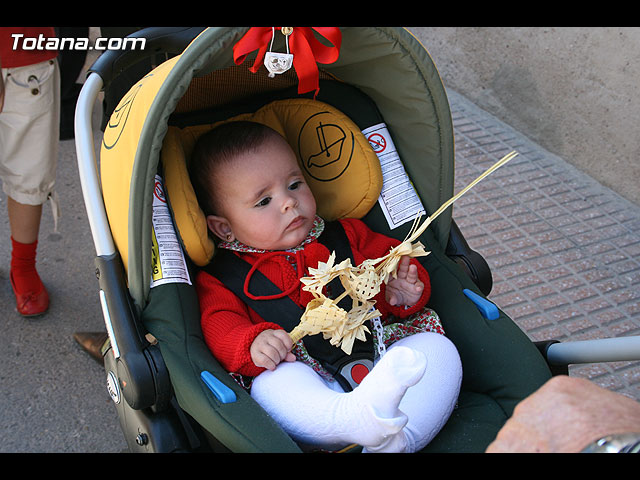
top-left (206, 215), bottom-right (234, 242)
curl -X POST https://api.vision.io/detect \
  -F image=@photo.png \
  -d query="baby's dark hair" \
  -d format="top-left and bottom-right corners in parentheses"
top-left (188, 121), bottom-right (285, 215)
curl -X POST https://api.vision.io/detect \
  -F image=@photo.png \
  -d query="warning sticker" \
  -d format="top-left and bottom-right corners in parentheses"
top-left (150, 175), bottom-right (191, 288)
top-left (363, 124), bottom-right (425, 229)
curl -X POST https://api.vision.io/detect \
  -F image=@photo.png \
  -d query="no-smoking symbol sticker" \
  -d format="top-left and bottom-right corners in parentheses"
top-left (154, 180), bottom-right (166, 203)
top-left (367, 132), bottom-right (387, 154)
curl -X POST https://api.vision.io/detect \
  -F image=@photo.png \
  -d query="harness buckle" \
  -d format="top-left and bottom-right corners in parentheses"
top-left (338, 358), bottom-right (374, 390)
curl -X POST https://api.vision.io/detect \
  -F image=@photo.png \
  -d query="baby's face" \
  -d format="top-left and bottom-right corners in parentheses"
top-left (207, 137), bottom-right (317, 251)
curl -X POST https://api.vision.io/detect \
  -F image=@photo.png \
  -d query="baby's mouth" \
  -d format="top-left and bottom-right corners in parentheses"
top-left (286, 215), bottom-right (305, 231)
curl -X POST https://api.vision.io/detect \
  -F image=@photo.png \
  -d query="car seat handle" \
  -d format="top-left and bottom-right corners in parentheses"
top-left (87, 27), bottom-right (206, 90)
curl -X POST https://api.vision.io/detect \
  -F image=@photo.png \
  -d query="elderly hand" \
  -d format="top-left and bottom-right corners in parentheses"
top-left (486, 375), bottom-right (640, 453)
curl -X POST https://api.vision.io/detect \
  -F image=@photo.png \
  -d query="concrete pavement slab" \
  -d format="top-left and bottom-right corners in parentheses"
top-left (448, 89), bottom-right (640, 402)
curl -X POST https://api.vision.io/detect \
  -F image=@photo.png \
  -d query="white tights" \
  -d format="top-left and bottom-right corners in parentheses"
top-left (250, 332), bottom-right (462, 452)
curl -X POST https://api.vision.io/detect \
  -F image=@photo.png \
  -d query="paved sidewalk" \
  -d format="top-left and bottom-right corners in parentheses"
top-left (448, 89), bottom-right (640, 402)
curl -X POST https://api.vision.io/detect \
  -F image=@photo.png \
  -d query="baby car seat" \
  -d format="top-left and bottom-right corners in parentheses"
top-left (88, 27), bottom-right (552, 452)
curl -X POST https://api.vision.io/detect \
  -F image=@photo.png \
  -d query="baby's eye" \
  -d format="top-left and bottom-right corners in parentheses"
top-left (255, 197), bottom-right (271, 207)
top-left (289, 181), bottom-right (302, 190)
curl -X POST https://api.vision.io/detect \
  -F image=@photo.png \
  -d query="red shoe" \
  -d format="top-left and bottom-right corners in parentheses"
top-left (10, 270), bottom-right (49, 317)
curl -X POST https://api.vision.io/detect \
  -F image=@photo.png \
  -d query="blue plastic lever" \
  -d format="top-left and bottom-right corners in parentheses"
top-left (201, 371), bottom-right (237, 403)
top-left (463, 289), bottom-right (500, 320)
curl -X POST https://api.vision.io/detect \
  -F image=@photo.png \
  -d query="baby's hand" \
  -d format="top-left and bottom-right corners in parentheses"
top-left (250, 329), bottom-right (296, 371)
top-left (386, 256), bottom-right (424, 307)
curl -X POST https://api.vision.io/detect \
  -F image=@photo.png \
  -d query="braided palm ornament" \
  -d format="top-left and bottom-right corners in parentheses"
top-left (290, 151), bottom-right (519, 354)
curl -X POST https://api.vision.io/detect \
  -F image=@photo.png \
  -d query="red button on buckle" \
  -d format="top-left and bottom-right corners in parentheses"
top-left (350, 363), bottom-right (370, 385)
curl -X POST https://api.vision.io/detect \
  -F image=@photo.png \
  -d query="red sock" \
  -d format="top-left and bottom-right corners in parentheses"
top-left (10, 237), bottom-right (44, 294)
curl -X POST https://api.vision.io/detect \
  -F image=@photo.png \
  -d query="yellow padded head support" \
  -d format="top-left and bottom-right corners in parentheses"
top-left (162, 98), bottom-right (383, 266)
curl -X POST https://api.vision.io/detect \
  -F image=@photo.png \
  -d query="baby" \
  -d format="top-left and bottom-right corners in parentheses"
top-left (190, 121), bottom-right (462, 452)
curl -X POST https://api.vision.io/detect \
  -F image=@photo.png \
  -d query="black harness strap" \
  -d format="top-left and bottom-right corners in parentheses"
top-left (203, 221), bottom-right (374, 391)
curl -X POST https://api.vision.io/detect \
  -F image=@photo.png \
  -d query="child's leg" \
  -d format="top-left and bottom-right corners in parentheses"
top-left (364, 332), bottom-right (462, 453)
top-left (250, 346), bottom-right (427, 451)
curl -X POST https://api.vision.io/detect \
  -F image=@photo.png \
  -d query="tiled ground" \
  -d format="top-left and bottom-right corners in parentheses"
top-left (447, 89), bottom-right (640, 402)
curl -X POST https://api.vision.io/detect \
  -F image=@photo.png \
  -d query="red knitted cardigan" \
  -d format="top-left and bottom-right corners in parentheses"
top-left (196, 218), bottom-right (431, 377)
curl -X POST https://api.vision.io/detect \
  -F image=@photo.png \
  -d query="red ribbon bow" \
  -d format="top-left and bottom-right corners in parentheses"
top-left (233, 27), bottom-right (342, 98)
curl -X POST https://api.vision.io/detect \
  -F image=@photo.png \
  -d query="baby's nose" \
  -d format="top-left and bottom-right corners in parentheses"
top-left (283, 194), bottom-right (298, 210)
